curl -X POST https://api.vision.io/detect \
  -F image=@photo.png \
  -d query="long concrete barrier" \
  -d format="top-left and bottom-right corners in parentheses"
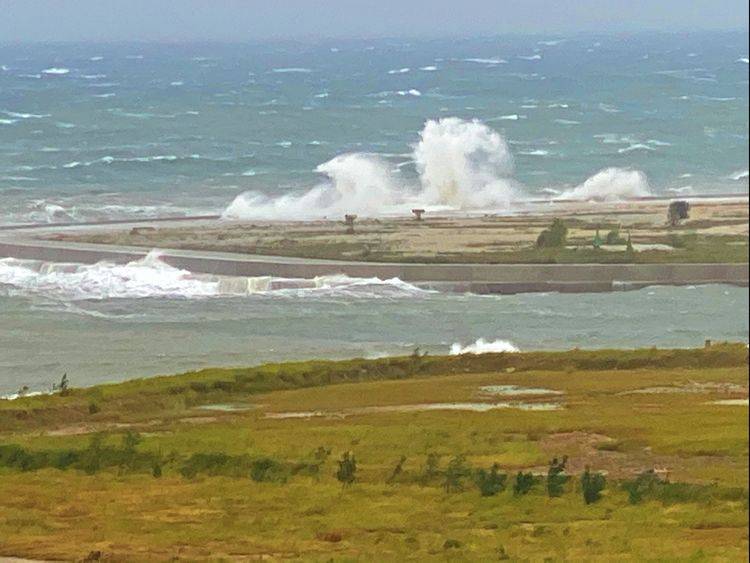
top-left (1, 238), bottom-right (747, 294)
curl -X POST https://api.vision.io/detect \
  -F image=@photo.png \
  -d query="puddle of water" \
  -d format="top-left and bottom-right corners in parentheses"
top-left (266, 401), bottom-right (563, 419)
top-left (194, 403), bottom-right (257, 412)
top-left (479, 385), bottom-right (563, 396)
top-left (620, 382), bottom-right (748, 395)
top-left (708, 399), bottom-right (749, 406)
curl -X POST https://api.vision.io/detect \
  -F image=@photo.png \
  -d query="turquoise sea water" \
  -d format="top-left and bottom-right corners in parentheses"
top-left (1, 32), bottom-right (748, 223)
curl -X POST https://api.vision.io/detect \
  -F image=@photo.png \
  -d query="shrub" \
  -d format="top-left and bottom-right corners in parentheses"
top-left (444, 455), bottom-right (471, 493)
top-left (606, 227), bottom-right (626, 245)
top-left (513, 471), bottom-right (537, 496)
top-left (419, 453), bottom-right (441, 486)
top-left (88, 402), bottom-right (100, 415)
top-left (536, 219), bottom-right (568, 248)
top-left (250, 457), bottom-right (289, 483)
top-left (474, 463), bottom-right (507, 497)
top-left (386, 455), bottom-right (407, 484)
top-left (547, 456), bottom-right (569, 497)
top-left (581, 467), bottom-right (606, 504)
top-left (336, 451), bottom-right (357, 485)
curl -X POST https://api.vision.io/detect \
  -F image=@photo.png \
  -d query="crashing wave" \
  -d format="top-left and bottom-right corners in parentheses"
top-left (450, 338), bottom-right (520, 355)
top-left (0, 251), bottom-right (427, 301)
top-left (558, 168), bottom-right (652, 201)
top-left (224, 117), bottom-right (518, 220)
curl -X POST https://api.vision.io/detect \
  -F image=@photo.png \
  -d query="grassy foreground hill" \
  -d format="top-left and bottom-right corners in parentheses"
top-left (0, 345), bottom-right (748, 561)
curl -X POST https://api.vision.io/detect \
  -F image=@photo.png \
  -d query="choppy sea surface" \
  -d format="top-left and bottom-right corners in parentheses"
top-left (1, 32), bottom-right (748, 223)
top-left (0, 33), bottom-right (748, 392)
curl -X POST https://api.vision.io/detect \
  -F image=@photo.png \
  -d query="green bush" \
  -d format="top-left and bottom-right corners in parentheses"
top-left (513, 471), bottom-right (537, 496)
top-left (581, 467), bottom-right (606, 504)
top-left (547, 456), bottom-right (569, 497)
top-left (386, 455), bottom-right (407, 484)
top-left (336, 451), bottom-right (357, 485)
top-left (474, 463), bottom-right (507, 497)
top-left (250, 457), bottom-right (289, 483)
top-left (536, 219), bottom-right (568, 248)
top-left (606, 228), bottom-right (626, 245)
top-left (443, 455), bottom-right (471, 493)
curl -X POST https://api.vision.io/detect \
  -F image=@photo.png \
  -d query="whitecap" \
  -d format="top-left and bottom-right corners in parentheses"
top-left (554, 118), bottom-right (580, 125)
top-left (462, 57), bottom-right (507, 65)
top-left (42, 67), bottom-right (70, 75)
top-left (387, 67), bottom-right (410, 74)
top-left (729, 169), bottom-right (749, 181)
top-left (90, 56), bottom-right (104, 61)
top-left (518, 54), bottom-right (542, 61)
top-left (271, 67), bottom-right (312, 73)
top-left (518, 149), bottom-right (550, 156)
top-left (736, 57), bottom-right (749, 64)
top-left (618, 143), bottom-right (656, 154)
top-left (419, 65), bottom-right (438, 71)
top-left (2, 110), bottom-right (49, 119)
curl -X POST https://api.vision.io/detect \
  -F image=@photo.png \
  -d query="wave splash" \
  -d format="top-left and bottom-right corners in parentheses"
top-left (558, 168), bottom-right (651, 201)
top-left (224, 118), bottom-right (519, 220)
top-left (224, 118), bottom-right (654, 220)
top-left (0, 251), bottom-right (427, 301)
top-left (450, 338), bottom-right (520, 355)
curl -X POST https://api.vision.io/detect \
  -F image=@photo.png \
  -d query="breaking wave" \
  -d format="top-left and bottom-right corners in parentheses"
top-left (224, 117), bottom-right (518, 219)
top-left (225, 117), bottom-right (655, 219)
top-left (450, 338), bottom-right (520, 355)
top-left (558, 168), bottom-right (652, 201)
top-left (0, 251), bottom-right (427, 301)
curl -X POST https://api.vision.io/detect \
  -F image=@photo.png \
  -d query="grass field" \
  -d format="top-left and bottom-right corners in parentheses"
top-left (0, 346), bottom-right (748, 561)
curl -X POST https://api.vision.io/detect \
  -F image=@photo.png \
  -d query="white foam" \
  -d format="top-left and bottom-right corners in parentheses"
top-left (618, 143), bottom-right (656, 154)
top-left (729, 169), bottom-right (749, 181)
top-left (736, 57), bottom-right (749, 64)
top-left (559, 168), bottom-right (652, 201)
top-left (463, 58), bottom-right (507, 65)
top-left (2, 110), bottom-right (49, 119)
top-left (42, 67), bottom-right (70, 75)
top-left (224, 117), bottom-right (518, 219)
top-left (0, 253), bottom-right (427, 301)
top-left (450, 338), bottom-right (520, 355)
top-left (271, 67), bottom-right (312, 73)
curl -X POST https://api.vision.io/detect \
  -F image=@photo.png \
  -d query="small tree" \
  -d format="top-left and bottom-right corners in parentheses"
top-left (536, 219), bottom-right (568, 249)
top-left (336, 451), bottom-right (357, 485)
top-left (513, 471), bottom-right (536, 496)
top-left (475, 463), bottom-right (507, 497)
top-left (443, 455), bottom-right (471, 493)
top-left (581, 467), bottom-right (606, 504)
top-left (546, 456), bottom-right (568, 497)
top-left (386, 455), bottom-right (407, 484)
top-left (419, 452), bottom-right (441, 486)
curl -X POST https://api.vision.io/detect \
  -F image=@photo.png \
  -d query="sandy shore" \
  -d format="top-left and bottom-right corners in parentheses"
top-left (34, 197), bottom-right (748, 264)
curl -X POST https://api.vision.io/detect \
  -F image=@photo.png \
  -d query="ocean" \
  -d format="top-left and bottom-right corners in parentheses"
top-left (1, 32), bottom-right (748, 223)
top-left (0, 32), bottom-right (748, 392)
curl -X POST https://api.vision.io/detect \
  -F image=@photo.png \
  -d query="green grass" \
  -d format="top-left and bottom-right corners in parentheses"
top-left (0, 345), bottom-right (747, 560)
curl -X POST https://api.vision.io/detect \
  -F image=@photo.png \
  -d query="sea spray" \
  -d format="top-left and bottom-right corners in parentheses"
top-left (224, 117), bottom-right (519, 219)
top-left (558, 168), bottom-right (652, 201)
top-left (450, 338), bottom-right (520, 355)
top-left (0, 253), bottom-right (428, 301)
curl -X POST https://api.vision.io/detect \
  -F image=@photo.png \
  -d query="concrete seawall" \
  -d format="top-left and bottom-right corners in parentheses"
top-left (1, 238), bottom-right (747, 294)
